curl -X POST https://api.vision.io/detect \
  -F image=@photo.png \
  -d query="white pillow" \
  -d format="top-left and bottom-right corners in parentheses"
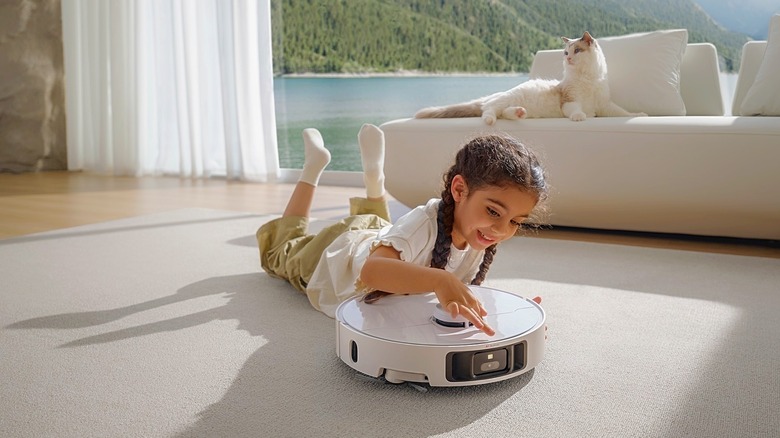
top-left (598, 29), bottom-right (688, 116)
top-left (740, 15), bottom-right (780, 116)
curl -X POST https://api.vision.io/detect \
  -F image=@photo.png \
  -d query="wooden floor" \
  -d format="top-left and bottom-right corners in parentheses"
top-left (1, 171), bottom-right (778, 258)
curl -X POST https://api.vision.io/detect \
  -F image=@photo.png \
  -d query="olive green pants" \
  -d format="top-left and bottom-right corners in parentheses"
top-left (256, 197), bottom-right (391, 293)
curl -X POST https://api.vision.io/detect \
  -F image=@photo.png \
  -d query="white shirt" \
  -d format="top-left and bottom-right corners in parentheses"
top-left (306, 198), bottom-right (485, 317)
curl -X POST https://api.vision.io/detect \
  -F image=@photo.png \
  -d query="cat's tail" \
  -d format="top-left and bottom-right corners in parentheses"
top-left (414, 101), bottom-right (482, 119)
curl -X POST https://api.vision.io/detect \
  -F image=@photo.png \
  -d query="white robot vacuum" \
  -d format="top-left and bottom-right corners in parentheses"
top-left (335, 285), bottom-right (546, 387)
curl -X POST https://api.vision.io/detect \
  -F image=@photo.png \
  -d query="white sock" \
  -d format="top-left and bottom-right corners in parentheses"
top-left (299, 128), bottom-right (331, 186)
top-left (358, 124), bottom-right (385, 198)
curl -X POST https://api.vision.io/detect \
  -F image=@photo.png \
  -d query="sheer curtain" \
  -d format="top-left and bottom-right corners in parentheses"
top-left (61, 0), bottom-right (279, 181)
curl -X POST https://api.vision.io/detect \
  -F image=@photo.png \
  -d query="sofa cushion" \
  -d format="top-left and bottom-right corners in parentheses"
top-left (678, 43), bottom-right (724, 116)
top-left (731, 41), bottom-right (767, 115)
top-left (599, 29), bottom-right (688, 116)
top-left (530, 29), bottom-right (689, 116)
top-left (740, 14), bottom-right (780, 116)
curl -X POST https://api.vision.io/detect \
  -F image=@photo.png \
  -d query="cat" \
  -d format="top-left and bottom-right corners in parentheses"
top-left (415, 31), bottom-right (646, 124)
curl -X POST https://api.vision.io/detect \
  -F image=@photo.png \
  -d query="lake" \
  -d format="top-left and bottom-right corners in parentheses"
top-left (273, 74), bottom-right (739, 171)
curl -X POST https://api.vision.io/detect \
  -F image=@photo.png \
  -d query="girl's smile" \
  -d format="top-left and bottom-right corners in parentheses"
top-left (450, 175), bottom-right (538, 250)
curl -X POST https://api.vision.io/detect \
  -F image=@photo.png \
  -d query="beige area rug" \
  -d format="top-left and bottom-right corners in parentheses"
top-left (1, 208), bottom-right (778, 438)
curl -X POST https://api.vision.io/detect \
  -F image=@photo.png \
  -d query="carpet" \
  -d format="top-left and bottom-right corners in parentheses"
top-left (1, 208), bottom-right (778, 438)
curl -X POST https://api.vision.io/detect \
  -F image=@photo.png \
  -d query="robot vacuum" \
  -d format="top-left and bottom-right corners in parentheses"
top-left (335, 285), bottom-right (546, 387)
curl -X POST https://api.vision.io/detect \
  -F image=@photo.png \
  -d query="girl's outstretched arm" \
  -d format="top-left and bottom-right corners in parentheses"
top-left (360, 246), bottom-right (495, 336)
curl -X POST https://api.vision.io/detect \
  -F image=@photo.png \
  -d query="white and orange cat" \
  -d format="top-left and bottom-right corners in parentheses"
top-left (415, 31), bottom-right (646, 124)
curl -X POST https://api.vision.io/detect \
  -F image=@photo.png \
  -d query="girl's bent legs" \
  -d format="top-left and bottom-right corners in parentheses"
top-left (260, 126), bottom-right (395, 294)
top-left (286, 124), bottom-right (385, 218)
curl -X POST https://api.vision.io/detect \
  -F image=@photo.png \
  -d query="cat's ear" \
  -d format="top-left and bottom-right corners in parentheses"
top-left (561, 36), bottom-right (572, 45)
top-left (582, 31), bottom-right (594, 45)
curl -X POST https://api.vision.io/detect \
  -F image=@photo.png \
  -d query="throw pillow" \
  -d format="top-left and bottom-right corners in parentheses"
top-left (598, 29), bottom-right (688, 116)
top-left (740, 14), bottom-right (780, 116)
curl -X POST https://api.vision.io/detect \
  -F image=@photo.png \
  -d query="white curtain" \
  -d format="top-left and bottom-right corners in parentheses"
top-left (61, 0), bottom-right (279, 181)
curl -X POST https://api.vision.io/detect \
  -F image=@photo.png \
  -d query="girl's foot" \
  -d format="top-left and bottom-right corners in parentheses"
top-left (299, 128), bottom-right (331, 187)
top-left (358, 124), bottom-right (385, 199)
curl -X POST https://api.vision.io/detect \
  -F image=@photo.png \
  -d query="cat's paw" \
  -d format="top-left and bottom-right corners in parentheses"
top-left (502, 107), bottom-right (527, 120)
top-left (482, 114), bottom-right (497, 125)
top-left (569, 112), bottom-right (586, 122)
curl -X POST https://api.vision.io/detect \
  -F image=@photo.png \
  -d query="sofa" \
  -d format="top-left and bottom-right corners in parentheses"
top-left (380, 26), bottom-right (780, 241)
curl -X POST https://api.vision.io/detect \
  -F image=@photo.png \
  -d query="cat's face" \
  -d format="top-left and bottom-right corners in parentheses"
top-left (561, 31), bottom-right (599, 68)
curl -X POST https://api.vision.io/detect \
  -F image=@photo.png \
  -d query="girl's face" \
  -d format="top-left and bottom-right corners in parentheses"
top-left (450, 175), bottom-right (538, 250)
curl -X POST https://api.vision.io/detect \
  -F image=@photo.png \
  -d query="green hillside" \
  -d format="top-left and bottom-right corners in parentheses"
top-left (271, 0), bottom-right (751, 74)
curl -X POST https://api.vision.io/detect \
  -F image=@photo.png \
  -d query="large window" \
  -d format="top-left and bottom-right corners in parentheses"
top-left (271, 1), bottom-right (752, 175)
top-left (270, 0), bottom-right (543, 174)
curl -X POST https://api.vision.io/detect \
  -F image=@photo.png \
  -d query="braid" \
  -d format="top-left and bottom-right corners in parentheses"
top-left (362, 290), bottom-right (391, 303)
top-left (471, 244), bottom-right (497, 285)
top-left (431, 174), bottom-right (456, 270)
top-left (430, 202), bottom-right (453, 269)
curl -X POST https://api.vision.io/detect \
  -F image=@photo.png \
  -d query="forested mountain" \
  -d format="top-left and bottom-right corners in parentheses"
top-left (270, 0), bottom-right (754, 74)
top-left (695, 0), bottom-right (778, 39)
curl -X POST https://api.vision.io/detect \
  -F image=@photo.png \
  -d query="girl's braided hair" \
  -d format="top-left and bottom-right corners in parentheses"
top-left (364, 134), bottom-right (547, 304)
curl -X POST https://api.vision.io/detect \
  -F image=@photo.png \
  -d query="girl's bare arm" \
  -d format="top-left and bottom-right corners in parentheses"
top-left (360, 245), bottom-right (495, 335)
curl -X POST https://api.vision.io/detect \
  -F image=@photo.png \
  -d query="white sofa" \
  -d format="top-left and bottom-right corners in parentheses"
top-left (380, 40), bottom-right (780, 241)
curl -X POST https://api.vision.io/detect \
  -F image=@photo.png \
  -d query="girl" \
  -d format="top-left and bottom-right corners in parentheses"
top-left (257, 124), bottom-right (547, 336)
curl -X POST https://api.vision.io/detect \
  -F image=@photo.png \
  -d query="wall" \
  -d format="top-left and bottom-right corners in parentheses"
top-left (0, 0), bottom-right (66, 172)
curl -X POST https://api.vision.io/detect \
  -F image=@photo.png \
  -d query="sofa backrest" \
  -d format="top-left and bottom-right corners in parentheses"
top-left (529, 43), bottom-right (724, 116)
top-left (731, 41), bottom-right (767, 116)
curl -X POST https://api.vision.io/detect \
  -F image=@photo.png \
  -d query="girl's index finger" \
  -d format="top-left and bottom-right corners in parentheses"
top-left (460, 305), bottom-right (495, 336)
top-left (446, 301), bottom-right (495, 336)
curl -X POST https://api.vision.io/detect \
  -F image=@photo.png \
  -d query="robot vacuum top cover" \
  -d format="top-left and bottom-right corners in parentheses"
top-left (337, 286), bottom-right (543, 345)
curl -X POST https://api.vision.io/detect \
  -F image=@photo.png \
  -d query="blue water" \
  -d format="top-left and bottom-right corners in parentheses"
top-left (273, 76), bottom-right (528, 171)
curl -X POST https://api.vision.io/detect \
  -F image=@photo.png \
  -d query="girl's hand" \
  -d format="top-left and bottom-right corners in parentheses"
top-left (361, 247), bottom-right (495, 335)
top-left (433, 273), bottom-right (495, 336)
